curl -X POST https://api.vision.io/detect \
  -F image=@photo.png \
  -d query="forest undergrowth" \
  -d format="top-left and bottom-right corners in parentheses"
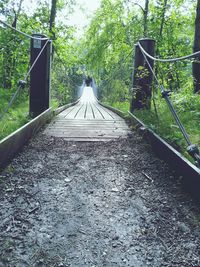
top-left (109, 82), bottom-right (200, 162)
top-left (0, 88), bottom-right (60, 141)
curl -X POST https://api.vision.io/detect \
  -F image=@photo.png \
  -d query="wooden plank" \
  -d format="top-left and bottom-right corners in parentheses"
top-left (90, 103), bottom-right (104, 119)
top-left (64, 103), bottom-right (84, 119)
top-left (85, 103), bottom-right (95, 119)
top-left (75, 103), bottom-right (87, 119)
top-left (97, 104), bottom-right (123, 120)
top-left (45, 120), bottom-right (128, 130)
top-left (92, 104), bottom-right (114, 120)
top-left (46, 129), bottom-right (129, 135)
top-left (51, 119), bottom-right (125, 123)
top-left (58, 105), bottom-right (76, 117)
top-left (49, 121), bottom-right (126, 125)
top-left (46, 132), bottom-right (128, 138)
top-left (54, 100), bottom-right (79, 116)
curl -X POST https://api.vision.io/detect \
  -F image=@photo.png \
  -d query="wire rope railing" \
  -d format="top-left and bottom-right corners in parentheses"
top-left (138, 41), bottom-right (200, 62)
top-left (0, 19), bottom-right (48, 40)
top-left (137, 41), bottom-right (200, 167)
top-left (0, 39), bottom-right (50, 120)
top-left (0, 19), bottom-right (51, 121)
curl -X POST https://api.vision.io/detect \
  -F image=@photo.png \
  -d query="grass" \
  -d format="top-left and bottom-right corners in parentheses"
top-left (105, 88), bottom-right (200, 164)
top-left (107, 101), bottom-right (130, 114)
top-left (0, 89), bottom-right (29, 141)
top-left (50, 98), bottom-right (59, 109)
top-left (0, 88), bottom-right (68, 141)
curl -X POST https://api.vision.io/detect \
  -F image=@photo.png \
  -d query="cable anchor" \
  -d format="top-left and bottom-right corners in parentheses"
top-left (187, 144), bottom-right (200, 167)
top-left (18, 80), bottom-right (26, 89)
top-left (161, 87), bottom-right (171, 98)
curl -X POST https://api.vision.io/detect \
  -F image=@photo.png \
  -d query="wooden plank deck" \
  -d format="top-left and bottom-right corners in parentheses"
top-left (44, 87), bottom-right (131, 141)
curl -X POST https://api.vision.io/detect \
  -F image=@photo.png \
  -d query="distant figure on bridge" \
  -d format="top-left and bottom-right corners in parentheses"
top-left (85, 76), bottom-right (92, 87)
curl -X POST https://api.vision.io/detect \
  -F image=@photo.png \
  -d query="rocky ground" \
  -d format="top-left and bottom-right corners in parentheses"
top-left (0, 130), bottom-right (200, 267)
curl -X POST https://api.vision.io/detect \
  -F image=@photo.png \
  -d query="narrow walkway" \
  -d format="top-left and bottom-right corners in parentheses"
top-left (44, 87), bottom-right (130, 141)
top-left (0, 88), bottom-right (200, 267)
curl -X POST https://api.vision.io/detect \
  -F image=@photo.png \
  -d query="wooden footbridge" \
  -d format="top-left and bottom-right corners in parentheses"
top-left (44, 87), bottom-right (130, 141)
top-left (2, 19), bottom-right (200, 267)
top-left (0, 25), bottom-right (199, 200)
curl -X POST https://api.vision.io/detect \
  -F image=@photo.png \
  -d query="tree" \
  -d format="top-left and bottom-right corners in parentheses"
top-left (12, 0), bottom-right (24, 28)
top-left (1, 0), bottom-right (25, 89)
top-left (159, 0), bottom-right (168, 38)
top-left (193, 0), bottom-right (200, 93)
top-left (49, 0), bottom-right (57, 40)
top-left (143, 0), bottom-right (149, 37)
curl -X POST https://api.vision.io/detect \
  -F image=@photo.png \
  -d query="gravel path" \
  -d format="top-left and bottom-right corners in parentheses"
top-left (0, 130), bottom-right (200, 267)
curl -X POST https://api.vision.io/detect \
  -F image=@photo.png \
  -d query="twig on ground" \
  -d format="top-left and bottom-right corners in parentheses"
top-left (142, 172), bottom-right (154, 182)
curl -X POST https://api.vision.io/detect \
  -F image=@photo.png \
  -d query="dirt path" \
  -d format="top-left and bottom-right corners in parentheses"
top-left (0, 130), bottom-right (200, 267)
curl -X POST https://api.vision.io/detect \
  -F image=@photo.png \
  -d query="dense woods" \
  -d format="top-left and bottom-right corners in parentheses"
top-left (0, 0), bottom-right (200, 159)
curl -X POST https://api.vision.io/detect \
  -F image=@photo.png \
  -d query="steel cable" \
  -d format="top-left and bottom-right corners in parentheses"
top-left (139, 46), bottom-right (191, 144)
top-left (0, 19), bottom-right (48, 40)
top-left (0, 40), bottom-right (50, 121)
top-left (138, 41), bottom-right (200, 62)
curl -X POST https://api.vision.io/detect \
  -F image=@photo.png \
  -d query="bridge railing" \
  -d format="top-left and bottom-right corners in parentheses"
top-left (0, 19), bottom-right (83, 125)
top-left (0, 19), bottom-right (51, 120)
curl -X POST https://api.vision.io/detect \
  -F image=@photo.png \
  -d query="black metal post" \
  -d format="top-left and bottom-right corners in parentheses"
top-left (29, 34), bottom-right (52, 118)
top-left (130, 38), bottom-right (155, 112)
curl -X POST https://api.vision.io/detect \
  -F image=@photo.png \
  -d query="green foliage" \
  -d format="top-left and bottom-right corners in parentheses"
top-left (0, 0), bottom-right (199, 162)
top-left (80, 0), bottom-right (199, 164)
top-left (0, 0), bottom-right (83, 140)
top-left (109, 100), bottom-right (130, 113)
top-left (135, 84), bottom-right (200, 160)
top-left (0, 88), bottom-right (29, 140)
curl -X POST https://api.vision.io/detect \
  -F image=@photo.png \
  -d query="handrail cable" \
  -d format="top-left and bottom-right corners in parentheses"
top-left (138, 41), bottom-right (200, 62)
top-left (138, 43), bottom-right (200, 166)
top-left (0, 39), bottom-right (50, 121)
top-left (0, 19), bottom-right (48, 40)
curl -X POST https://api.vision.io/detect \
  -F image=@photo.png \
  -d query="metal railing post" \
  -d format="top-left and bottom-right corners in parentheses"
top-left (29, 34), bottom-right (52, 118)
top-left (130, 38), bottom-right (155, 112)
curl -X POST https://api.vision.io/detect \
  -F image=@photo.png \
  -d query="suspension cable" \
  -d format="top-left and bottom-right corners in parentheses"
top-left (0, 39), bottom-right (50, 121)
top-left (0, 19), bottom-right (48, 40)
top-left (138, 41), bottom-right (200, 62)
top-left (138, 44), bottom-right (200, 166)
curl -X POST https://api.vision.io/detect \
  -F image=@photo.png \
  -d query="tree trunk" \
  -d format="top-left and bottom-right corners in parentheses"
top-left (3, 0), bottom-right (24, 89)
top-left (143, 0), bottom-right (149, 37)
top-left (49, 0), bottom-right (57, 58)
top-left (193, 0), bottom-right (200, 93)
top-left (159, 0), bottom-right (168, 38)
top-left (12, 0), bottom-right (23, 28)
top-left (49, 0), bottom-right (57, 40)
top-left (131, 39), bottom-right (155, 112)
